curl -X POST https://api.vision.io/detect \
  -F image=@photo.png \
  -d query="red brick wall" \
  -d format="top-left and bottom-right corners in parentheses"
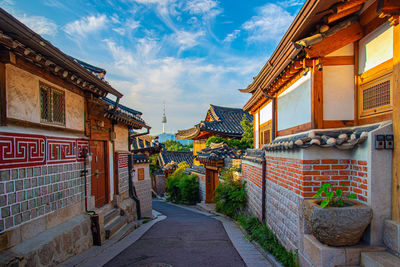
top-left (264, 156), bottom-right (368, 202)
top-left (242, 163), bottom-right (262, 189)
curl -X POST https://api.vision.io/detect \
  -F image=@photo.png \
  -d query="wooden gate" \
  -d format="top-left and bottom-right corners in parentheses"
top-left (90, 140), bottom-right (108, 207)
top-left (205, 168), bottom-right (219, 203)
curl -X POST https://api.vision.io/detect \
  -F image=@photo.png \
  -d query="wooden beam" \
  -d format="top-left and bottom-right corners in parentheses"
top-left (306, 22), bottom-right (364, 58)
top-left (321, 56), bottom-right (355, 66)
top-left (326, 4), bottom-right (363, 24)
top-left (392, 22), bottom-right (400, 221)
top-left (311, 63), bottom-right (323, 129)
top-left (271, 97), bottom-right (276, 140)
top-left (0, 62), bottom-right (6, 126)
top-left (354, 41), bottom-right (359, 126)
top-left (336, 0), bottom-right (369, 14)
top-left (277, 122), bottom-right (312, 137)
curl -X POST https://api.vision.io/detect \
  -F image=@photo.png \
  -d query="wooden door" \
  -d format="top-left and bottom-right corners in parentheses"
top-left (90, 140), bottom-right (108, 207)
top-left (205, 168), bottom-right (219, 203)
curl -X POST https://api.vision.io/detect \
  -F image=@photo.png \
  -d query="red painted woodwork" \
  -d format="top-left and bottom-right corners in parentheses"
top-left (205, 168), bottom-right (219, 203)
top-left (90, 140), bottom-right (108, 208)
top-left (0, 132), bottom-right (88, 169)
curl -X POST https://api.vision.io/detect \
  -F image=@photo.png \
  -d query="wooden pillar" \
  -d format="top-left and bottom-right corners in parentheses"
top-left (392, 22), bottom-right (400, 221)
top-left (311, 62), bottom-right (323, 129)
top-left (0, 62), bottom-right (6, 126)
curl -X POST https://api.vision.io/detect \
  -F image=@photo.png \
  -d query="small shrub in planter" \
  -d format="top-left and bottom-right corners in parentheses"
top-left (213, 167), bottom-right (247, 218)
top-left (303, 183), bottom-right (373, 246)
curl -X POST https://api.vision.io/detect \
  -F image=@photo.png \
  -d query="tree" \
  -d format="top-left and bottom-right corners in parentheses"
top-left (163, 140), bottom-right (193, 151)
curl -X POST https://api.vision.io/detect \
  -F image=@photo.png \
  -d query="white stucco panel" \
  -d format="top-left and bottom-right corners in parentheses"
top-left (6, 64), bottom-right (40, 123)
top-left (260, 101), bottom-right (272, 125)
top-left (277, 72), bottom-right (311, 131)
top-left (323, 65), bottom-right (355, 121)
top-left (114, 124), bottom-right (129, 151)
top-left (65, 90), bottom-right (85, 131)
top-left (359, 22), bottom-right (393, 74)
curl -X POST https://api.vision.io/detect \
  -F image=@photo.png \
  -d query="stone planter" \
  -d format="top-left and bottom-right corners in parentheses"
top-left (303, 199), bottom-right (372, 246)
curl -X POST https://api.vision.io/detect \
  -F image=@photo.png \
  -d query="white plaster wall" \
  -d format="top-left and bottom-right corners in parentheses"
top-left (260, 101), bottom-right (272, 125)
top-left (5, 64), bottom-right (85, 131)
top-left (254, 112), bottom-right (259, 148)
top-left (323, 65), bottom-right (355, 120)
top-left (359, 22), bottom-right (393, 74)
top-left (132, 163), bottom-right (150, 182)
top-left (114, 124), bottom-right (129, 151)
top-left (326, 43), bottom-right (354, 57)
top-left (277, 72), bottom-right (311, 131)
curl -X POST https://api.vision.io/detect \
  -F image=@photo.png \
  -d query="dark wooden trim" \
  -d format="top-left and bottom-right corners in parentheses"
top-left (354, 41), bottom-right (359, 126)
top-left (13, 57), bottom-right (85, 97)
top-left (105, 140), bottom-right (110, 203)
top-left (271, 97), bottom-right (276, 140)
top-left (7, 118), bottom-right (86, 135)
top-left (322, 120), bottom-right (354, 129)
top-left (0, 62), bottom-right (6, 126)
top-left (112, 124), bottom-right (119, 196)
top-left (311, 65), bottom-right (323, 129)
top-left (321, 56), bottom-right (354, 66)
top-left (277, 122), bottom-right (312, 137)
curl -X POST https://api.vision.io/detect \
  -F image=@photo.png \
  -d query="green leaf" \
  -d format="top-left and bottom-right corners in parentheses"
top-left (346, 194), bottom-right (357, 199)
top-left (326, 191), bottom-right (334, 199)
top-left (337, 199), bottom-right (344, 207)
top-left (321, 199), bottom-right (329, 208)
top-left (312, 187), bottom-right (323, 198)
top-left (336, 189), bottom-right (343, 198)
top-left (322, 183), bottom-right (330, 195)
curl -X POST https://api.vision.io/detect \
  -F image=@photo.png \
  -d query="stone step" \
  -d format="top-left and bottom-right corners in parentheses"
top-left (361, 251), bottom-right (400, 267)
top-left (104, 208), bottom-right (120, 226)
top-left (105, 215), bottom-right (128, 240)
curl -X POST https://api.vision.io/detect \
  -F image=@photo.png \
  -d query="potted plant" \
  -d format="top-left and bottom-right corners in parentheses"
top-left (303, 183), bottom-right (372, 246)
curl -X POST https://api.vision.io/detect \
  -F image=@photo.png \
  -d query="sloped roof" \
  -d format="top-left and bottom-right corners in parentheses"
top-left (158, 151), bottom-right (194, 168)
top-left (102, 98), bottom-right (148, 129)
top-left (70, 57), bottom-right (106, 76)
top-left (175, 105), bottom-right (253, 140)
top-left (131, 136), bottom-right (163, 154)
top-left (196, 143), bottom-right (239, 161)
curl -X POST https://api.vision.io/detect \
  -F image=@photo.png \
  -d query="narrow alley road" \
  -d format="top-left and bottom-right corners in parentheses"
top-left (105, 201), bottom-right (246, 267)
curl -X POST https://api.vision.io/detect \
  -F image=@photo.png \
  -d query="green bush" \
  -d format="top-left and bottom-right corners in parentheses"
top-left (213, 167), bottom-right (247, 218)
top-left (166, 162), bottom-right (200, 205)
top-left (237, 215), bottom-right (299, 267)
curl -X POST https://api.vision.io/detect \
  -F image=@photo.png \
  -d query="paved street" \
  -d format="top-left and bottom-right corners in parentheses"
top-left (105, 201), bottom-right (246, 267)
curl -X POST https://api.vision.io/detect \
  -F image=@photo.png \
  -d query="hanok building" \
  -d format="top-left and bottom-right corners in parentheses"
top-left (175, 105), bottom-right (252, 202)
top-left (0, 8), bottom-right (151, 265)
top-left (240, 0), bottom-right (400, 266)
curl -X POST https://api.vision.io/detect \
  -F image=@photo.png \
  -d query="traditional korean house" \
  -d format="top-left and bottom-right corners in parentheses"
top-left (240, 0), bottom-right (400, 266)
top-left (158, 150), bottom-right (194, 176)
top-left (176, 105), bottom-right (251, 203)
top-left (196, 143), bottom-right (240, 203)
top-left (0, 8), bottom-right (150, 265)
top-left (131, 135), bottom-right (163, 156)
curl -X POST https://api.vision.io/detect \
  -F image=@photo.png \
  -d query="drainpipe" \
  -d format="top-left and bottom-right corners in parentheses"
top-left (261, 155), bottom-right (266, 223)
top-left (128, 155), bottom-right (142, 220)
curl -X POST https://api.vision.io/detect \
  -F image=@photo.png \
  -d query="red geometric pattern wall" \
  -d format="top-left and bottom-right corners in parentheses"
top-left (0, 132), bottom-right (89, 169)
top-left (117, 151), bottom-right (129, 168)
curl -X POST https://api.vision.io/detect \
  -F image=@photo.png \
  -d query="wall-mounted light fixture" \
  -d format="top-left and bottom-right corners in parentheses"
top-left (317, 63), bottom-right (323, 71)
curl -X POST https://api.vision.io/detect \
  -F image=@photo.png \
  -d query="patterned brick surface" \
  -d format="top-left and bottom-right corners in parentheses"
top-left (116, 152), bottom-right (130, 194)
top-left (242, 162), bottom-right (262, 220)
top-left (134, 179), bottom-right (152, 216)
top-left (0, 162), bottom-right (88, 233)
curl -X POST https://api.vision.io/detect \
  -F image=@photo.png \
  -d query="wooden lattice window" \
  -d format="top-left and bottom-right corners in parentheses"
top-left (40, 82), bottom-right (65, 125)
top-left (260, 121), bottom-right (272, 146)
top-left (359, 72), bottom-right (392, 118)
top-left (138, 168), bottom-right (145, 181)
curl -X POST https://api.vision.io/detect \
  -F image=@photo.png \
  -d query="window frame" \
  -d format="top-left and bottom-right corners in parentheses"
top-left (39, 82), bottom-right (66, 126)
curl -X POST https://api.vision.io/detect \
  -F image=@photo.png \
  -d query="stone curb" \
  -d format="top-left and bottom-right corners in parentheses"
top-left (59, 210), bottom-right (166, 267)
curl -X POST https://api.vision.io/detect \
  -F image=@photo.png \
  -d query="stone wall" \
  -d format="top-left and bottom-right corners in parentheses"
top-left (192, 172), bottom-right (205, 202)
top-left (134, 179), bottom-right (152, 217)
top-left (0, 162), bottom-right (88, 236)
top-left (153, 174), bottom-right (166, 195)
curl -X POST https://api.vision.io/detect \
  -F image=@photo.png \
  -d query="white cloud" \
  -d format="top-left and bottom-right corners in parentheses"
top-left (184, 0), bottom-right (218, 15)
top-left (223, 29), bottom-right (240, 43)
top-left (242, 3), bottom-right (294, 42)
top-left (64, 14), bottom-right (108, 37)
top-left (279, 0), bottom-right (305, 8)
top-left (173, 30), bottom-right (205, 51)
top-left (18, 14), bottom-right (58, 36)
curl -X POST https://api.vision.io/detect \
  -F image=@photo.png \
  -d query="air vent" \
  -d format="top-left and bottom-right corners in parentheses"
top-left (362, 80), bottom-right (391, 111)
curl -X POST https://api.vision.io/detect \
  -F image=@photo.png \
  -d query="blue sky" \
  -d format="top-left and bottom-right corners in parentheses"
top-left (1, 0), bottom-right (304, 135)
